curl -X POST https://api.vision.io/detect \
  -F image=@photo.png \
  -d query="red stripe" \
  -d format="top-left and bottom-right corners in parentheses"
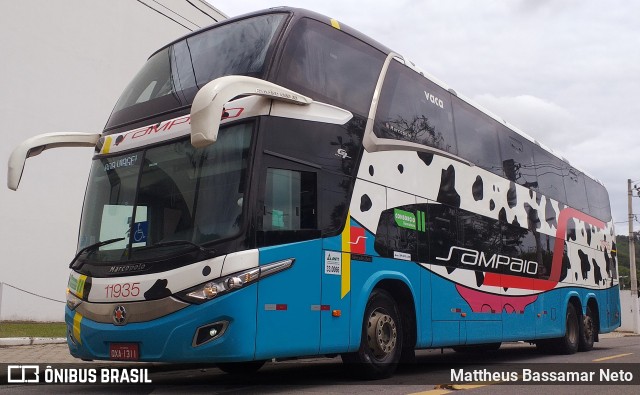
top-left (484, 208), bottom-right (605, 291)
top-left (276, 304), bottom-right (287, 311)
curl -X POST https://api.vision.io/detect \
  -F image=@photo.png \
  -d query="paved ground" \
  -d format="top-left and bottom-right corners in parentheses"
top-left (0, 331), bottom-right (635, 364)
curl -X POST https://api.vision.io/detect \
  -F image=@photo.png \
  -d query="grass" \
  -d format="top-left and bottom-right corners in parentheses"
top-left (0, 321), bottom-right (67, 338)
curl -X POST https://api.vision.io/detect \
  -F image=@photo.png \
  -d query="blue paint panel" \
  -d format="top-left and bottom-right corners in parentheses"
top-left (465, 321), bottom-right (501, 344)
top-left (320, 251), bottom-right (351, 353)
top-left (417, 268), bottom-right (432, 348)
top-left (535, 289), bottom-right (562, 338)
top-left (65, 284), bottom-right (258, 362)
top-left (255, 240), bottom-right (322, 359)
top-left (431, 321), bottom-right (460, 347)
top-left (604, 285), bottom-right (621, 331)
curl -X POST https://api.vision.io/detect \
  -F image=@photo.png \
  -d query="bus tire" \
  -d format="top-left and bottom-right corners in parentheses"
top-left (342, 289), bottom-right (402, 379)
top-left (555, 303), bottom-right (580, 354)
top-left (578, 305), bottom-right (595, 351)
top-left (217, 360), bottom-right (266, 375)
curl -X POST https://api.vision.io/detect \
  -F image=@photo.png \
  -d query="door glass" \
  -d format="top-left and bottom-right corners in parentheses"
top-left (263, 168), bottom-right (317, 231)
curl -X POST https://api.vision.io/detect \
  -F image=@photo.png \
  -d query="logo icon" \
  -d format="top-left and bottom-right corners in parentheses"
top-left (113, 305), bottom-right (128, 325)
top-left (335, 148), bottom-right (351, 159)
top-left (7, 365), bottom-right (40, 383)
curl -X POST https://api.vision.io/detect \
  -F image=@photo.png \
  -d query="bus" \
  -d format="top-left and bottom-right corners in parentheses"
top-left (8, 7), bottom-right (620, 379)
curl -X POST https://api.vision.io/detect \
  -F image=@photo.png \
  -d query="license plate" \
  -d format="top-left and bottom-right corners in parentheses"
top-left (109, 343), bottom-right (139, 361)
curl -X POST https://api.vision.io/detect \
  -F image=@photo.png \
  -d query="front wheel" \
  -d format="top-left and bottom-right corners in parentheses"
top-left (342, 289), bottom-right (402, 379)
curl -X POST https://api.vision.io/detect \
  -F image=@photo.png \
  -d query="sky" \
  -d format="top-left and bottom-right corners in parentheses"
top-left (221, 0), bottom-right (640, 233)
top-left (1, 1), bottom-right (639, 321)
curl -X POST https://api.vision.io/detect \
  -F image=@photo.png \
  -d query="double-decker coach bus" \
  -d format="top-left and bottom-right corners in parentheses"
top-left (8, 7), bottom-right (620, 378)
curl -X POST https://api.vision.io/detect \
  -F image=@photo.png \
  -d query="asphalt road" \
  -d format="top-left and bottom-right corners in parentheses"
top-left (1, 335), bottom-right (638, 394)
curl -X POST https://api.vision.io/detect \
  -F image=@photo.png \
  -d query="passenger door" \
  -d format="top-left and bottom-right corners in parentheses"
top-left (255, 156), bottom-right (322, 359)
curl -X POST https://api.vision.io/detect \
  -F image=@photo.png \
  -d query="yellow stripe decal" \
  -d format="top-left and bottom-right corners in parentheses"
top-left (102, 136), bottom-right (112, 154)
top-left (77, 275), bottom-right (88, 299)
top-left (341, 211), bottom-right (351, 298)
top-left (330, 18), bottom-right (341, 30)
top-left (73, 312), bottom-right (83, 345)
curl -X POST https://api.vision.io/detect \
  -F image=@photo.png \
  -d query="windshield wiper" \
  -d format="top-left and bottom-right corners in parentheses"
top-left (69, 237), bottom-right (125, 269)
top-left (148, 240), bottom-right (216, 257)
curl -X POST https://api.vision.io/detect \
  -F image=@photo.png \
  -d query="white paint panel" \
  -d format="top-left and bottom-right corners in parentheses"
top-left (78, 255), bottom-right (224, 303)
top-left (350, 179), bottom-right (386, 233)
top-left (221, 249), bottom-right (259, 277)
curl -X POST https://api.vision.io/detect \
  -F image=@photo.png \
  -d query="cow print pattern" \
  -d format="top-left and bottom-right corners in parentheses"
top-left (351, 149), bottom-right (617, 296)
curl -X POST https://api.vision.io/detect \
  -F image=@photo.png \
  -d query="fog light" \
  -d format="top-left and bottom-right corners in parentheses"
top-left (193, 321), bottom-right (229, 347)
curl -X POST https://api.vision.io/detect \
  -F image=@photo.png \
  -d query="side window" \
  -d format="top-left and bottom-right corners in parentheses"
top-left (501, 222), bottom-right (554, 280)
top-left (563, 168), bottom-right (589, 213)
top-left (533, 147), bottom-right (567, 204)
top-left (585, 178), bottom-right (612, 222)
top-left (275, 18), bottom-right (385, 115)
top-left (498, 128), bottom-right (538, 188)
top-left (426, 204), bottom-right (458, 264)
top-left (263, 168), bottom-right (317, 231)
top-left (374, 60), bottom-right (456, 155)
top-left (374, 205), bottom-right (421, 261)
top-left (452, 97), bottom-right (502, 174)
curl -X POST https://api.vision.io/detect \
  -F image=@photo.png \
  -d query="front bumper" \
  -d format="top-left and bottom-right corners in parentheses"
top-left (65, 284), bottom-right (258, 363)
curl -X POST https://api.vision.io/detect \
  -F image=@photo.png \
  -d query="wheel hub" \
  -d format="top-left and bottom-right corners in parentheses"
top-left (366, 309), bottom-right (397, 359)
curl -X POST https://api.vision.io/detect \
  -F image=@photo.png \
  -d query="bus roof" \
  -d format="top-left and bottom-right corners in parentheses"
top-left (148, 7), bottom-right (603, 187)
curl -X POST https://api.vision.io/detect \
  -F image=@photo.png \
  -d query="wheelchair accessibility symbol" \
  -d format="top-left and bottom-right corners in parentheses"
top-left (131, 221), bottom-right (148, 243)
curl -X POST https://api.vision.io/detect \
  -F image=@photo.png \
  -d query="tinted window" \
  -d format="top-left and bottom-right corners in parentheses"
top-left (452, 97), bottom-right (502, 174)
top-left (374, 205), bottom-right (421, 261)
top-left (276, 18), bottom-right (385, 115)
top-left (585, 178), bottom-right (612, 222)
top-left (108, 14), bottom-right (285, 128)
top-left (112, 47), bottom-right (181, 113)
top-left (188, 14), bottom-right (285, 86)
top-left (563, 168), bottom-right (589, 213)
top-left (498, 128), bottom-right (538, 188)
top-left (374, 61), bottom-right (456, 154)
top-left (533, 147), bottom-right (567, 203)
top-left (262, 169), bottom-right (317, 231)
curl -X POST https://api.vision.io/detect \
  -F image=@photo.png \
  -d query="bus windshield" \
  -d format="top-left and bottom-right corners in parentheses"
top-left (108, 13), bottom-right (286, 128)
top-left (77, 123), bottom-right (253, 264)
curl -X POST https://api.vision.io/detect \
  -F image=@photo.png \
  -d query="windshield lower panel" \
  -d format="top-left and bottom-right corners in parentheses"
top-left (78, 123), bottom-right (253, 265)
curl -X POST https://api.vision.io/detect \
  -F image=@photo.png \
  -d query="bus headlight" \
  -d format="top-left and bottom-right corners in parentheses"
top-left (176, 258), bottom-right (294, 304)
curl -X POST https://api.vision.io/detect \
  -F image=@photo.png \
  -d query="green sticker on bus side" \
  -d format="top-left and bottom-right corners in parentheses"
top-left (394, 209), bottom-right (416, 230)
top-left (393, 208), bottom-right (426, 232)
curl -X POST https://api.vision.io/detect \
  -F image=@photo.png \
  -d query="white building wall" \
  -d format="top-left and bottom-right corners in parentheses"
top-left (0, 0), bottom-right (225, 321)
top-left (619, 291), bottom-right (640, 332)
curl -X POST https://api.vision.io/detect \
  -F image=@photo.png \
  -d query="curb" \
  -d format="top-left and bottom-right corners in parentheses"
top-left (0, 337), bottom-right (67, 347)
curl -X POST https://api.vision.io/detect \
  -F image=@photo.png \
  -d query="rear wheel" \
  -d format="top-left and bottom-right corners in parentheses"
top-left (578, 305), bottom-right (595, 351)
top-left (342, 289), bottom-right (402, 379)
top-left (543, 303), bottom-right (579, 355)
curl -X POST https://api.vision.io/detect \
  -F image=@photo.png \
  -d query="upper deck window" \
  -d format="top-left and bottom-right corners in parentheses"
top-left (108, 13), bottom-right (286, 128)
top-left (374, 61), bottom-right (456, 155)
top-left (275, 18), bottom-right (385, 116)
